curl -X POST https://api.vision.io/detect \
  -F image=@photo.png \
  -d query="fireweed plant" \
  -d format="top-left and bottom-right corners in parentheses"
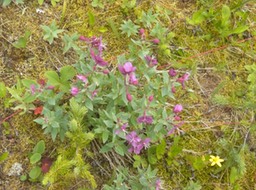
top-left (7, 31), bottom-right (190, 188)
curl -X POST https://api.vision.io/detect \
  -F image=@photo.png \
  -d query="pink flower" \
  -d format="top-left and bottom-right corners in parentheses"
top-left (152, 38), bottom-right (160, 44)
top-left (177, 72), bottom-right (190, 88)
top-left (137, 115), bottom-right (153, 124)
top-left (173, 104), bottom-right (183, 114)
top-left (168, 68), bottom-right (177, 77)
top-left (129, 73), bottom-right (138, 85)
top-left (77, 75), bottom-right (87, 83)
top-left (118, 62), bottom-right (136, 75)
top-left (139, 28), bottom-right (145, 39)
top-left (90, 49), bottom-right (108, 67)
top-left (156, 179), bottom-right (161, 190)
top-left (71, 87), bottom-right (79, 96)
top-left (145, 55), bottom-right (158, 67)
top-left (30, 84), bottom-right (36, 95)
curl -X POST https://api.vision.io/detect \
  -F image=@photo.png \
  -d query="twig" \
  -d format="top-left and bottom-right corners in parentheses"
top-left (0, 109), bottom-right (22, 125)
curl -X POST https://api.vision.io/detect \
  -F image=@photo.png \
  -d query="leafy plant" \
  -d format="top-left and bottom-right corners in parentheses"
top-left (13, 30), bottom-right (31, 49)
top-left (91, 0), bottom-right (104, 9)
top-left (0, 0), bottom-right (24, 7)
top-left (41, 21), bottom-right (64, 44)
top-left (27, 140), bottom-right (46, 181)
top-left (120, 19), bottom-right (140, 37)
top-left (103, 166), bottom-right (160, 190)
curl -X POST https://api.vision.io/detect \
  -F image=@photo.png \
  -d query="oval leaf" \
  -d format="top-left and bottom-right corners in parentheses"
top-left (30, 153), bottom-right (42, 164)
top-left (29, 166), bottom-right (42, 179)
top-left (33, 140), bottom-right (45, 154)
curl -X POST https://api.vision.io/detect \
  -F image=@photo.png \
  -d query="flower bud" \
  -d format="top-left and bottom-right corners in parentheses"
top-left (148, 95), bottom-right (154, 102)
top-left (126, 93), bottom-right (132, 102)
top-left (174, 115), bottom-right (181, 121)
top-left (139, 28), bottom-right (145, 35)
top-left (79, 36), bottom-right (87, 41)
top-left (103, 69), bottom-right (109, 74)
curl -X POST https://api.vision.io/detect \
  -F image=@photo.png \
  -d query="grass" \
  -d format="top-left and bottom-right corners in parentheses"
top-left (1, 0), bottom-right (256, 189)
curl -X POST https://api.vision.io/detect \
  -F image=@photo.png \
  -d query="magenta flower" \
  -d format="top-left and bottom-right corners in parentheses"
top-left (118, 62), bottom-right (136, 75)
top-left (126, 131), bottom-right (141, 146)
top-left (129, 73), bottom-right (138, 85)
top-left (71, 87), bottom-right (79, 96)
top-left (137, 115), bottom-right (153, 124)
top-left (145, 55), bottom-right (158, 67)
top-left (90, 49), bottom-right (108, 66)
top-left (177, 72), bottom-right (190, 88)
top-left (173, 104), bottom-right (183, 114)
top-left (30, 84), bottom-right (36, 95)
top-left (77, 75), bottom-right (87, 83)
top-left (80, 36), bottom-right (106, 54)
top-left (156, 179), bottom-right (161, 190)
top-left (139, 28), bottom-right (145, 39)
top-left (168, 68), bottom-right (177, 77)
top-left (142, 138), bottom-right (151, 148)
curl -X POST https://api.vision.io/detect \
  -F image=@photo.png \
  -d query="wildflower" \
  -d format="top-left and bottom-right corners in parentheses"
top-left (118, 62), bottom-right (136, 75)
top-left (139, 28), bottom-right (145, 39)
top-left (142, 138), bottom-right (151, 148)
top-left (79, 36), bottom-right (87, 41)
top-left (34, 106), bottom-right (43, 115)
top-left (209, 155), bottom-right (224, 167)
top-left (126, 131), bottom-right (141, 146)
top-left (173, 104), bottom-right (183, 114)
top-left (77, 74), bottom-right (87, 83)
top-left (30, 84), bottom-right (36, 95)
top-left (152, 38), bottom-right (160, 44)
top-left (174, 115), bottom-right (181, 121)
top-left (177, 72), bottom-right (190, 88)
top-left (90, 49), bottom-right (108, 67)
top-left (115, 123), bottom-right (128, 135)
top-left (129, 73), bottom-right (138, 85)
top-left (71, 87), bottom-right (79, 96)
top-left (156, 179), bottom-right (161, 190)
top-left (137, 115), bottom-right (153, 124)
top-left (145, 55), bottom-right (158, 67)
top-left (126, 93), bottom-right (132, 102)
top-left (80, 36), bottom-right (106, 54)
top-left (168, 68), bottom-right (177, 77)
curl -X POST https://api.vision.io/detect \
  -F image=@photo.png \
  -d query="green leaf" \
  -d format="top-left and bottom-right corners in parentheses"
top-left (232, 25), bottom-right (248, 34)
top-left (88, 12), bottom-right (95, 26)
top-left (147, 145), bottom-right (157, 165)
top-left (60, 65), bottom-right (76, 82)
top-left (33, 140), bottom-right (45, 154)
top-left (20, 175), bottom-right (27, 181)
top-left (230, 167), bottom-right (239, 184)
top-left (13, 30), bottom-right (31, 49)
top-left (100, 143), bottom-right (114, 153)
top-left (156, 139), bottom-right (166, 160)
top-left (102, 130), bottom-right (109, 143)
top-left (187, 9), bottom-right (206, 25)
top-left (30, 153), bottom-right (42, 164)
top-left (44, 71), bottom-right (60, 86)
top-left (221, 5), bottom-right (231, 27)
top-left (38, 0), bottom-right (44, 5)
top-left (120, 20), bottom-right (139, 37)
top-left (85, 100), bottom-right (93, 111)
top-left (0, 152), bottom-right (9, 163)
top-left (0, 82), bottom-right (7, 98)
top-left (3, 0), bottom-right (12, 6)
top-left (114, 144), bottom-right (125, 156)
top-left (29, 166), bottom-right (42, 179)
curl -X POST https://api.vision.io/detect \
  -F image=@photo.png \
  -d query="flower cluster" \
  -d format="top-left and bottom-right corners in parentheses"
top-left (126, 131), bottom-right (150, 154)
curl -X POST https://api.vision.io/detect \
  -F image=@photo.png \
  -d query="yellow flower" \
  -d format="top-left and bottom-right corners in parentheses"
top-left (209, 155), bottom-right (224, 167)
